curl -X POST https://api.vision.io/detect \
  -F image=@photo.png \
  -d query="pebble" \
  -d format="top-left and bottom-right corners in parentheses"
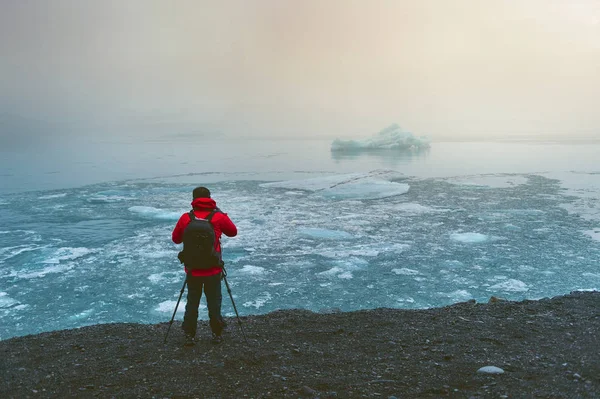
top-left (477, 366), bottom-right (505, 374)
top-left (300, 385), bottom-right (318, 396)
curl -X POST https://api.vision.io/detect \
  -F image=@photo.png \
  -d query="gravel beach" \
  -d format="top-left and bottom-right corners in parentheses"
top-left (1, 291), bottom-right (599, 398)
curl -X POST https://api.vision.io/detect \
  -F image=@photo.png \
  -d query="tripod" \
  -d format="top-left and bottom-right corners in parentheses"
top-left (222, 264), bottom-right (249, 345)
top-left (163, 266), bottom-right (249, 345)
top-left (163, 275), bottom-right (187, 344)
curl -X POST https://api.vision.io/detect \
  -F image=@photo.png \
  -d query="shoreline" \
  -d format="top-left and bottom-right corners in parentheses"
top-left (1, 291), bottom-right (599, 398)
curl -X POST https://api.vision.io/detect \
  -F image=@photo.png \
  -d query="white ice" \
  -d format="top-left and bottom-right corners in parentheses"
top-left (261, 170), bottom-right (409, 200)
top-left (69, 309), bottom-right (94, 320)
top-left (148, 272), bottom-right (180, 284)
top-left (392, 268), bottom-right (421, 276)
top-left (583, 229), bottom-right (600, 242)
top-left (450, 232), bottom-right (489, 243)
top-left (445, 175), bottom-right (529, 188)
top-left (38, 193), bottom-right (67, 199)
top-left (547, 171), bottom-right (600, 222)
top-left (489, 279), bottom-right (529, 292)
top-left (238, 265), bottom-right (267, 275)
top-left (445, 290), bottom-right (473, 302)
top-left (0, 292), bottom-right (19, 308)
top-left (298, 228), bottom-right (353, 240)
top-left (128, 206), bottom-right (182, 221)
top-left (331, 124), bottom-right (430, 151)
top-left (11, 264), bottom-right (75, 279)
top-left (243, 292), bottom-right (272, 309)
top-left (41, 247), bottom-right (94, 264)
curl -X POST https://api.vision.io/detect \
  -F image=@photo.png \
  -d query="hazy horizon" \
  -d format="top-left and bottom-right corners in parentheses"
top-left (1, 0), bottom-right (600, 144)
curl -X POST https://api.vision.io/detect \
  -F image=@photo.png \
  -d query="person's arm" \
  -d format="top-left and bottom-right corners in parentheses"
top-left (219, 213), bottom-right (237, 237)
top-left (172, 213), bottom-right (189, 244)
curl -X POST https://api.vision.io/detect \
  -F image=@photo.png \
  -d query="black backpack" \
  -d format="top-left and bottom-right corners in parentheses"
top-left (179, 209), bottom-right (222, 269)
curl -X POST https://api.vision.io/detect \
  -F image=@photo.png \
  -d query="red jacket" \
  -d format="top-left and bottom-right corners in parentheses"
top-left (172, 197), bottom-right (237, 277)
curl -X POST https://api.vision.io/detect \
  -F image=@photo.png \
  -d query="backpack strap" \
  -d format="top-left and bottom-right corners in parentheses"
top-left (189, 209), bottom-right (219, 222)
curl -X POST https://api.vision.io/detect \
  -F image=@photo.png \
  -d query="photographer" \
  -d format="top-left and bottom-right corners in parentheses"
top-left (171, 186), bottom-right (237, 345)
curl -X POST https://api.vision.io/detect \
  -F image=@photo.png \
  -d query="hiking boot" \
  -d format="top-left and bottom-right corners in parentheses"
top-left (184, 334), bottom-right (195, 347)
top-left (211, 333), bottom-right (223, 345)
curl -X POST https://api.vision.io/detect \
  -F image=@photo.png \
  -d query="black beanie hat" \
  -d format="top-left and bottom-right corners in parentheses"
top-left (193, 186), bottom-right (211, 199)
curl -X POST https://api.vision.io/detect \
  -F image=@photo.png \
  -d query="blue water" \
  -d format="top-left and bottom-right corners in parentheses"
top-left (1, 137), bottom-right (600, 340)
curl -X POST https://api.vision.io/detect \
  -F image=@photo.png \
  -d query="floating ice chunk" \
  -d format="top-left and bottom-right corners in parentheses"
top-left (38, 193), bottom-right (67, 199)
top-left (446, 175), bottom-right (528, 188)
top-left (0, 245), bottom-right (41, 262)
top-left (261, 170), bottom-right (409, 200)
top-left (298, 228), bottom-right (353, 240)
top-left (392, 268), bottom-right (420, 276)
top-left (444, 260), bottom-right (465, 268)
top-left (243, 292), bottom-right (272, 309)
top-left (393, 203), bottom-right (440, 214)
top-left (331, 124), bottom-right (430, 151)
top-left (450, 232), bottom-right (489, 243)
top-left (321, 179), bottom-right (409, 200)
top-left (69, 309), bottom-right (94, 320)
top-left (128, 206), bottom-right (181, 221)
top-left (583, 229), bottom-right (600, 242)
top-left (317, 267), bottom-right (345, 277)
top-left (489, 279), bottom-right (529, 292)
top-left (155, 300), bottom-right (196, 314)
top-left (42, 247), bottom-right (94, 264)
top-left (582, 273), bottom-right (600, 278)
top-left (14, 264), bottom-right (75, 279)
top-left (547, 171), bottom-right (600, 222)
top-left (239, 265), bottom-right (266, 275)
top-left (0, 292), bottom-right (19, 308)
top-left (148, 272), bottom-right (180, 284)
top-left (446, 290), bottom-right (473, 302)
top-left (338, 271), bottom-right (353, 279)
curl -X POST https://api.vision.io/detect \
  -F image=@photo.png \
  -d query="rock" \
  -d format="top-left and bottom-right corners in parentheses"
top-left (300, 385), bottom-right (318, 396)
top-left (489, 296), bottom-right (507, 303)
top-left (477, 366), bottom-right (505, 374)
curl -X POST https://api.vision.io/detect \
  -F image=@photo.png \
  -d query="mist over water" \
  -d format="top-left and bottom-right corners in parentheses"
top-left (1, 135), bottom-right (599, 340)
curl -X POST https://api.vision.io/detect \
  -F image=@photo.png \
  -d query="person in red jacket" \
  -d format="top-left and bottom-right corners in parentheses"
top-left (172, 186), bottom-right (237, 345)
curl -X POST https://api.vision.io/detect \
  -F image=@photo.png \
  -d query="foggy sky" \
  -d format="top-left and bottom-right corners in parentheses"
top-left (1, 0), bottom-right (599, 141)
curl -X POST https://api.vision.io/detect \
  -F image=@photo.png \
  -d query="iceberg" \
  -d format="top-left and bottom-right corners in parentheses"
top-left (331, 124), bottom-right (430, 152)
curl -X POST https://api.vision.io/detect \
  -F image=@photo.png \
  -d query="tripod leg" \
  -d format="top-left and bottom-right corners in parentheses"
top-left (163, 276), bottom-right (187, 344)
top-left (222, 274), bottom-right (249, 345)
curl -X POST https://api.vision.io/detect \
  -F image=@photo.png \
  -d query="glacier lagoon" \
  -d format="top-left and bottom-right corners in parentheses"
top-left (1, 136), bottom-right (600, 340)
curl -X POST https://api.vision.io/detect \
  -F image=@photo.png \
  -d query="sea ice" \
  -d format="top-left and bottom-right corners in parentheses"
top-left (261, 170), bottom-right (409, 200)
top-left (38, 193), bottom-right (67, 199)
top-left (583, 229), bottom-right (600, 242)
top-left (446, 290), bottom-right (473, 302)
top-left (489, 279), bottom-right (529, 292)
top-left (243, 292), bottom-right (272, 309)
top-left (238, 265), bottom-right (267, 275)
top-left (450, 232), bottom-right (489, 243)
top-left (298, 228), bottom-right (353, 240)
top-left (445, 175), bottom-right (529, 188)
top-left (392, 268), bottom-right (421, 276)
top-left (0, 292), bottom-right (18, 308)
top-left (128, 206), bottom-right (181, 221)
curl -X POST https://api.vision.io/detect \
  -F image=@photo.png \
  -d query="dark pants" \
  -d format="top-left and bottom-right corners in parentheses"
top-left (181, 273), bottom-right (223, 337)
